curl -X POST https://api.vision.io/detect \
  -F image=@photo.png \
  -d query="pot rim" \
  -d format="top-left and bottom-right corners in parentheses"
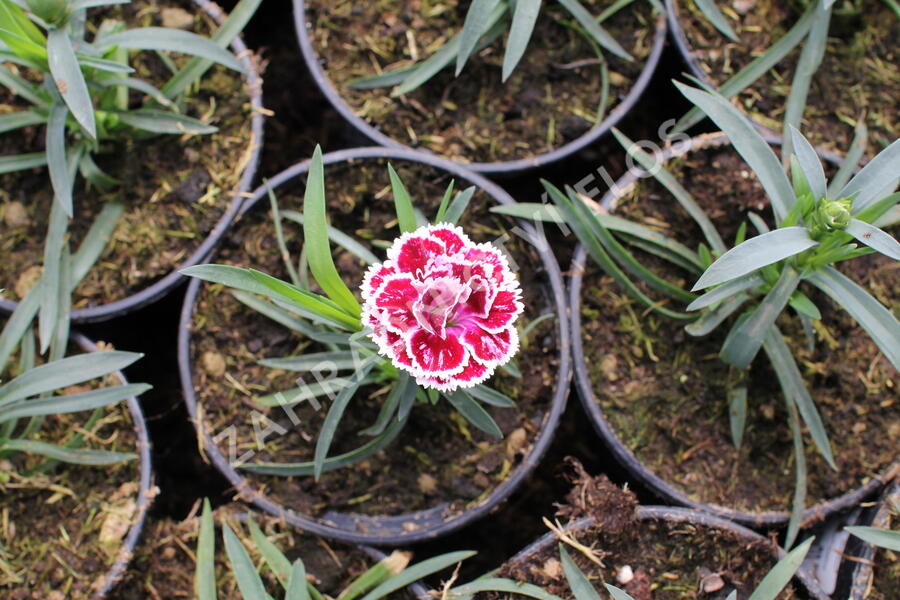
top-left (0, 0), bottom-right (266, 324)
top-left (291, 0), bottom-right (667, 176)
top-left (847, 473), bottom-right (900, 599)
top-left (178, 146), bottom-right (572, 545)
top-left (71, 332), bottom-right (155, 599)
top-left (569, 131), bottom-right (895, 527)
top-left (506, 506), bottom-right (829, 600)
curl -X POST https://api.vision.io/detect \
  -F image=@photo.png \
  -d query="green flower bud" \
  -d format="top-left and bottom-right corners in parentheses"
top-left (25, 0), bottom-right (68, 25)
top-left (815, 197), bottom-right (853, 231)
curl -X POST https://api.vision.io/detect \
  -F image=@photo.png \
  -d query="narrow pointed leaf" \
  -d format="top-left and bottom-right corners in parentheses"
top-left (0, 151), bottom-right (47, 174)
top-left (845, 219), bottom-right (900, 260)
top-left (286, 560), bottom-right (310, 600)
top-left (258, 352), bottom-right (358, 373)
top-left (805, 267), bottom-right (900, 370)
top-left (456, 0), bottom-right (500, 74)
top-left (693, 0), bottom-right (739, 41)
top-left (559, 545), bottom-right (602, 600)
top-left (46, 101), bottom-right (72, 215)
top-left (444, 186), bottom-right (476, 225)
top-left (95, 27), bottom-right (243, 71)
top-left (692, 228), bottom-right (816, 290)
top-left (747, 536), bottom-right (813, 600)
top-left (0, 438), bottom-right (135, 464)
top-left (842, 138), bottom-right (900, 213)
top-left (445, 390), bottom-right (503, 438)
top-left (247, 515), bottom-right (292, 587)
top-left (468, 384), bottom-right (515, 407)
top-left (359, 551), bottom-right (477, 600)
top-left (222, 522), bottom-right (269, 599)
top-left (451, 578), bottom-right (563, 600)
top-left (729, 386), bottom-right (747, 448)
top-left (783, 397), bottom-right (807, 549)
top-left (687, 273), bottom-right (763, 311)
top-left (763, 325), bottom-right (835, 468)
top-left (685, 293), bottom-right (748, 336)
top-left (846, 526), bottom-right (900, 551)
top-left (0, 110), bottom-right (43, 133)
top-left (854, 192), bottom-right (900, 225)
top-left (555, 0), bottom-right (632, 60)
top-left (0, 383), bottom-right (149, 422)
top-left (281, 210), bottom-right (379, 264)
top-left (503, 0), bottom-right (541, 81)
top-left (788, 126), bottom-right (826, 202)
top-left (828, 120), bottom-right (866, 197)
top-left (387, 163), bottom-right (416, 233)
top-left (47, 29), bottom-right (96, 138)
top-left (116, 109), bottom-right (217, 134)
top-left (604, 585), bottom-right (635, 600)
top-left (195, 499), bottom-right (217, 600)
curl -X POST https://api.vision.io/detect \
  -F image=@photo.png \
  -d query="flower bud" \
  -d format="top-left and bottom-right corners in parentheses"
top-left (26, 0), bottom-right (68, 25)
top-left (815, 197), bottom-right (852, 231)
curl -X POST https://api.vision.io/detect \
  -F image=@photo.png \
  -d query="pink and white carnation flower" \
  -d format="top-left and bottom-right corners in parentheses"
top-left (360, 224), bottom-right (524, 392)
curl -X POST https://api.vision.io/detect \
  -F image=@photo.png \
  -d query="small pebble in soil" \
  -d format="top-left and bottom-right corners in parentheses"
top-left (701, 571), bottom-right (726, 593)
top-left (161, 7), bottom-right (194, 29)
top-left (733, 0), bottom-right (756, 14)
top-left (417, 473), bottom-right (438, 495)
top-left (616, 565), bottom-right (634, 584)
top-left (202, 351), bottom-right (227, 377)
top-left (3, 201), bottom-right (28, 227)
top-left (506, 427), bottom-right (528, 457)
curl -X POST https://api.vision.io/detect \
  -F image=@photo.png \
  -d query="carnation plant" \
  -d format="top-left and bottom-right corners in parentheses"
top-left (183, 147), bottom-right (539, 480)
top-left (0, 0), bottom-right (260, 353)
top-left (496, 82), bottom-right (899, 548)
top-left (347, 0), bottom-right (659, 96)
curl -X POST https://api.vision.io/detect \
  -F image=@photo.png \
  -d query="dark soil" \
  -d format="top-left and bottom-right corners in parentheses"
top-left (0, 347), bottom-right (140, 599)
top-left (579, 138), bottom-right (899, 515)
top-left (673, 0), bottom-right (898, 158)
top-left (188, 157), bottom-right (561, 528)
top-left (491, 461), bottom-right (797, 600)
top-left (0, 0), bottom-right (257, 311)
top-left (108, 503), bottom-right (413, 600)
top-left (304, 0), bottom-right (657, 164)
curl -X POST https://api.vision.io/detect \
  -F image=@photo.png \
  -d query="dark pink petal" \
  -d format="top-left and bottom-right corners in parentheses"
top-left (451, 361), bottom-right (488, 385)
top-left (407, 329), bottom-right (467, 375)
top-left (430, 226), bottom-right (467, 254)
top-left (462, 327), bottom-right (516, 367)
top-left (413, 277), bottom-right (469, 337)
top-left (392, 235), bottom-right (445, 276)
top-left (463, 276), bottom-right (496, 319)
top-left (385, 330), bottom-right (414, 369)
top-left (374, 276), bottom-right (419, 333)
top-left (361, 263), bottom-right (395, 297)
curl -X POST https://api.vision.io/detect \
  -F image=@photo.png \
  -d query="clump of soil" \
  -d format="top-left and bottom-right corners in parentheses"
top-left (108, 503), bottom-right (413, 600)
top-left (0, 346), bottom-right (141, 599)
top-left (0, 0), bottom-right (257, 312)
top-left (579, 137), bottom-right (899, 515)
top-left (188, 157), bottom-right (561, 531)
top-left (493, 460), bottom-right (796, 600)
top-left (674, 0), bottom-right (898, 158)
top-left (304, 0), bottom-right (658, 164)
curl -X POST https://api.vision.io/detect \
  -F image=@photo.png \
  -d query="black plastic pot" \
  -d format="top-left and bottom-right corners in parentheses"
top-left (72, 333), bottom-right (154, 598)
top-left (0, 0), bottom-right (265, 324)
top-left (845, 474), bottom-right (899, 599)
top-left (505, 507), bottom-right (829, 600)
top-left (178, 146), bottom-right (572, 545)
top-left (569, 132), bottom-right (896, 528)
top-left (292, 0), bottom-right (667, 176)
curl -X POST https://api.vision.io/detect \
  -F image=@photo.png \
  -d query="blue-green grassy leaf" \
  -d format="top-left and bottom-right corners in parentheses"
top-left (612, 128), bottom-right (726, 253)
top-left (0, 109), bottom-right (43, 133)
top-left (162, 0), bottom-right (262, 99)
top-left (845, 526), bottom-right (900, 552)
top-left (788, 290), bottom-right (820, 320)
top-left (98, 77), bottom-right (170, 105)
top-left (692, 228), bottom-right (816, 290)
top-left (805, 266), bottom-right (899, 370)
top-left (827, 120), bottom-right (866, 197)
top-left (559, 545), bottom-right (602, 600)
top-left (783, 396), bottom-right (806, 550)
top-left (687, 273), bottom-right (763, 311)
top-left (604, 584), bottom-right (635, 600)
top-left (46, 101), bottom-right (72, 215)
top-left (728, 385), bottom-right (747, 448)
top-left (75, 54), bottom-right (134, 72)
top-left (0, 350), bottom-right (142, 408)
top-left (360, 551), bottom-right (477, 600)
top-left (246, 514), bottom-right (292, 588)
top-left (845, 220), bottom-right (900, 261)
top-left (445, 390), bottom-right (503, 438)
top-left (0, 151), bottom-right (46, 173)
top-left (434, 180), bottom-right (455, 223)
top-left (222, 521), bottom-right (269, 600)
top-left (286, 560), bottom-right (310, 600)
top-left (468, 384), bottom-right (515, 407)
top-left (684, 293), bottom-right (748, 337)
top-left (258, 352), bottom-right (358, 372)
top-left (387, 163), bottom-right (416, 233)
top-left (555, 0), bottom-right (632, 60)
top-left (303, 146), bottom-right (362, 316)
top-left (853, 192), bottom-right (900, 225)
top-left (841, 138), bottom-right (900, 213)
top-left (452, 578), bottom-right (563, 600)
top-left (71, 201), bottom-right (125, 283)
top-left (47, 28), bottom-right (95, 138)
top-left (96, 27), bottom-right (243, 71)
top-left (1, 438), bottom-right (135, 464)
top-left (456, 0), bottom-right (501, 75)
top-left (676, 82), bottom-right (795, 222)
top-left (719, 266), bottom-right (801, 369)
top-left (69, 0), bottom-right (130, 9)
top-left (116, 109), bottom-right (217, 134)
top-left (444, 186), bottom-right (476, 225)
top-left (692, 0), bottom-right (738, 41)
top-left (788, 126), bottom-right (826, 202)
top-left (195, 498), bottom-right (217, 600)
top-left (360, 373), bottom-right (410, 436)
top-left (281, 210), bottom-right (379, 265)
top-left (230, 291), bottom-right (349, 344)
top-left (503, 0), bottom-right (541, 81)
top-left (780, 5), bottom-right (830, 163)
top-left (747, 535), bottom-right (813, 600)
top-left (78, 151), bottom-right (120, 190)
top-left (348, 65), bottom-right (417, 90)
top-left (763, 325), bottom-right (835, 468)
top-left (0, 383), bottom-right (149, 422)
top-left (313, 356), bottom-right (379, 479)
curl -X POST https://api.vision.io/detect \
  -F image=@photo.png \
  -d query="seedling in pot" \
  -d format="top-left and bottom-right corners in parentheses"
top-left (348, 0), bottom-right (658, 96)
top-left (183, 147), bottom-right (541, 481)
top-left (495, 82), bottom-right (899, 548)
top-left (0, 0), bottom-right (261, 351)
